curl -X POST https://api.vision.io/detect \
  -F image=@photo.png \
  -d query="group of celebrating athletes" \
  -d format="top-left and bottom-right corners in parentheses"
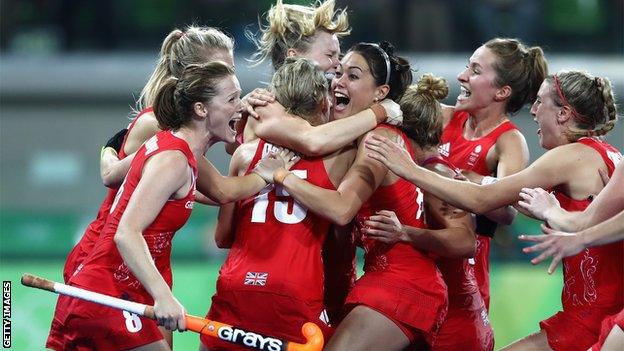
top-left (44, 0), bottom-right (622, 350)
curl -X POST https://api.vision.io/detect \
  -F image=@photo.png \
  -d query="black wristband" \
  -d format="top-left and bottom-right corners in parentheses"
top-left (104, 128), bottom-right (128, 152)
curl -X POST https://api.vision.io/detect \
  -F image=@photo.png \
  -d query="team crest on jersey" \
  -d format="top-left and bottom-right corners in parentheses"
top-left (244, 272), bottom-right (268, 286)
top-left (438, 142), bottom-right (450, 157)
top-left (467, 144), bottom-right (482, 166)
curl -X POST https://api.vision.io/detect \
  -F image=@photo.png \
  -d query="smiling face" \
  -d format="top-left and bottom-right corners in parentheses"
top-left (205, 75), bottom-right (243, 144)
top-left (331, 52), bottom-right (383, 120)
top-left (530, 80), bottom-right (568, 150)
top-left (455, 45), bottom-right (504, 113)
top-left (299, 30), bottom-right (341, 77)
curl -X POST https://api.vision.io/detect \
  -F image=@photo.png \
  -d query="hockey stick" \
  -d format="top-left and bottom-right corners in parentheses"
top-left (22, 273), bottom-right (323, 351)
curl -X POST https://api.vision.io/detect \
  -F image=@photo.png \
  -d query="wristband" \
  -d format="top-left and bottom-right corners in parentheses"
top-left (273, 169), bottom-right (292, 184)
top-left (369, 103), bottom-right (387, 123)
top-left (101, 146), bottom-right (118, 160)
top-left (481, 176), bottom-right (499, 185)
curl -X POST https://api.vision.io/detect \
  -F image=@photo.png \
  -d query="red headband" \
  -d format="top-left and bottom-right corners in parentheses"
top-left (552, 75), bottom-right (591, 126)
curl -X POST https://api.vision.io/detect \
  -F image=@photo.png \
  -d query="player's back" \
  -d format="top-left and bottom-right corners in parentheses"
top-left (218, 139), bottom-right (353, 302)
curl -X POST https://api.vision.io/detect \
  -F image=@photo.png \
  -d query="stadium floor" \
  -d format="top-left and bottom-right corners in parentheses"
top-left (3, 260), bottom-right (562, 350)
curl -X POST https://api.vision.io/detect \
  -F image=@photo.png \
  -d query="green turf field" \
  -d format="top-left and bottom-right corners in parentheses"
top-left (2, 260), bottom-right (562, 350)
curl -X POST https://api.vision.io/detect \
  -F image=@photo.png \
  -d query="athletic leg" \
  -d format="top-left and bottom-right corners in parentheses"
top-left (324, 305), bottom-right (411, 351)
top-left (500, 330), bottom-right (552, 351)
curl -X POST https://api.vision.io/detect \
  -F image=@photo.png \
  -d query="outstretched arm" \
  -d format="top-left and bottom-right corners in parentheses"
top-left (519, 161), bottom-right (624, 231)
top-left (252, 100), bottom-right (400, 157)
top-left (364, 134), bottom-right (576, 214)
top-left (519, 210), bottom-right (624, 274)
top-left (363, 163), bottom-right (476, 258)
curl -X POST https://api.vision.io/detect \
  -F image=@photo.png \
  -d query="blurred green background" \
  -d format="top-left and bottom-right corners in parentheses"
top-left (1, 0), bottom-right (622, 350)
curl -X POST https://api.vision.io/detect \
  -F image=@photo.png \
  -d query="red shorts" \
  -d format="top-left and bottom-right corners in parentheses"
top-left (49, 296), bottom-right (163, 351)
top-left (590, 309), bottom-right (624, 351)
top-left (432, 305), bottom-right (494, 351)
top-left (201, 288), bottom-right (333, 351)
top-left (345, 273), bottom-right (447, 348)
top-left (46, 295), bottom-right (72, 350)
top-left (540, 310), bottom-right (604, 351)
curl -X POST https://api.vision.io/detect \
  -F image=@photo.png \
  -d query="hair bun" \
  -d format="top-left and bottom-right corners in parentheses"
top-left (416, 74), bottom-right (448, 100)
top-left (379, 41), bottom-right (395, 57)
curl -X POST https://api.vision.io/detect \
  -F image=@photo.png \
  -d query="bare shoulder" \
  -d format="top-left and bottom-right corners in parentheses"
top-left (441, 104), bottom-right (455, 128)
top-left (125, 112), bottom-right (161, 154)
top-left (231, 139), bottom-right (261, 175)
top-left (496, 129), bottom-right (528, 151)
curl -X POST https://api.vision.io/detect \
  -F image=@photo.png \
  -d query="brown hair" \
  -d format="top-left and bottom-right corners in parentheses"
top-left (484, 38), bottom-right (548, 114)
top-left (137, 25), bottom-right (234, 113)
top-left (349, 41), bottom-right (412, 101)
top-left (153, 62), bottom-right (235, 130)
top-left (547, 70), bottom-right (618, 140)
top-left (399, 74), bottom-right (449, 148)
top-left (249, 0), bottom-right (350, 70)
top-left (270, 57), bottom-right (328, 125)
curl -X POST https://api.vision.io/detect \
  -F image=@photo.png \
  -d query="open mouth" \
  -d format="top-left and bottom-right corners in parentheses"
top-left (458, 85), bottom-right (471, 100)
top-left (228, 116), bottom-right (241, 133)
top-left (334, 92), bottom-right (350, 111)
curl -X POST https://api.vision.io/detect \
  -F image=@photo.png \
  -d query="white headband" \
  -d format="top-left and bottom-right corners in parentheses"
top-left (369, 43), bottom-right (391, 85)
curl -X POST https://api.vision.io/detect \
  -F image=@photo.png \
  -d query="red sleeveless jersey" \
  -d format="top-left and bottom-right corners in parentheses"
top-left (439, 111), bottom-right (517, 175)
top-left (556, 138), bottom-right (623, 314)
top-left (347, 125), bottom-right (447, 338)
top-left (540, 138), bottom-right (623, 351)
top-left (439, 110), bottom-right (519, 309)
top-left (216, 140), bottom-right (336, 302)
top-left (63, 107), bottom-right (154, 282)
top-left (70, 130), bottom-right (197, 304)
top-left (421, 156), bottom-right (483, 310)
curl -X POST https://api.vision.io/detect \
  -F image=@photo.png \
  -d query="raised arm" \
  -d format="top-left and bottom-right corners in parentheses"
top-left (113, 151), bottom-right (188, 332)
top-left (365, 134), bottom-right (585, 214)
top-left (519, 161), bottom-right (624, 231)
top-left (252, 100), bottom-right (400, 157)
top-left (274, 130), bottom-right (390, 226)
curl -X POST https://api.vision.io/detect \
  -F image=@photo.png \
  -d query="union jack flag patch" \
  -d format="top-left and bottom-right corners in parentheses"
top-left (244, 272), bottom-right (268, 286)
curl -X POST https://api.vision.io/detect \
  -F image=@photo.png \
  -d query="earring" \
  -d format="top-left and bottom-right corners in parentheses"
top-left (373, 97), bottom-right (379, 103)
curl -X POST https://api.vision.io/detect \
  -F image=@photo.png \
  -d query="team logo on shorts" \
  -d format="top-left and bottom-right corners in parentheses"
top-left (244, 272), bottom-right (268, 286)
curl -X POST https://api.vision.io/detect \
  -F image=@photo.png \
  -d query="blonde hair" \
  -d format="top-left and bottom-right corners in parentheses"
top-left (485, 38), bottom-right (548, 114)
top-left (270, 57), bottom-right (328, 125)
top-left (137, 25), bottom-right (234, 113)
top-left (399, 74), bottom-right (449, 148)
top-left (249, 0), bottom-right (350, 70)
top-left (547, 70), bottom-right (618, 140)
top-left (153, 62), bottom-right (235, 130)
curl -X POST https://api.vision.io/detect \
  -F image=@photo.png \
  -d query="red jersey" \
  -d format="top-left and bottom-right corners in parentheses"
top-left (347, 126), bottom-right (447, 344)
top-left (69, 130), bottom-right (197, 304)
top-left (204, 140), bottom-right (336, 349)
top-left (439, 110), bottom-right (519, 309)
top-left (540, 137), bottom-right (623, 351)
top-left (62, 107), bottom-right (154, 283)
top-left (422, 156), bottom-right (493, 351)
